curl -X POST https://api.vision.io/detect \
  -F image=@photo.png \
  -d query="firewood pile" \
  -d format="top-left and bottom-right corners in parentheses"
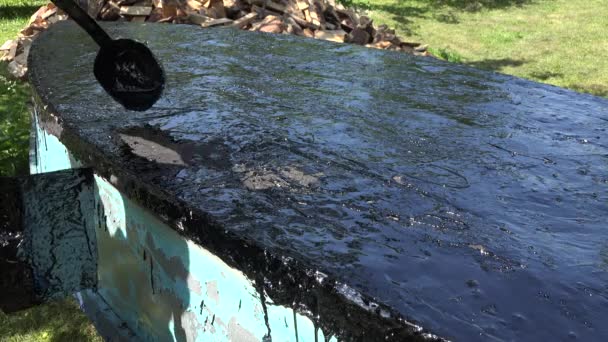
top-left (0, 0), bottom-right (429, 79)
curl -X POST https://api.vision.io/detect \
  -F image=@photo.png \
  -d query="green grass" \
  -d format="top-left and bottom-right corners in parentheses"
top-left (1, 1), bottom-right (100, 341)
top-left (1, 0), bottom-right (46, 176)
top-left (0, 0), bottom-right (45, 43)
top-left (0, 63), bottom-right (30, 176)
top-left (0, 299), bottom-right (103, 342)
top-left (344, 0), bottom-right (608, 97)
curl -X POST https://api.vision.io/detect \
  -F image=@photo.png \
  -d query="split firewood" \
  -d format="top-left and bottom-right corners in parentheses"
top-left (231, 12), bottom-right (257, 28)
top-left (314, 29), bottom-right (345, 43)
top-left (345, 27), bottom-right (370, 45)
top-left (301, 28), bottom-right (314, 38)
top-left (253, 14), bottom-right (284, 33)
top-left (247, 0), bottom-right (285, 14)
top-left (186, 0), bottom-right (205, 11)
top-left (1, 0), bottom-right (429, 79)
top-left (200, 17), bottom-right (233, 27)
top-left (8, 61), bottom-right (27, 79)
top-left (283, 16), bottom-right (303, 35)
top-left (207, 0), bottom-right (227, 18)
top-left (188, 12), bottom-right (211, 25)
top-left (120, 6), bottom-right (153, 16)
top-left (0, 40), bottom-right (17, 62)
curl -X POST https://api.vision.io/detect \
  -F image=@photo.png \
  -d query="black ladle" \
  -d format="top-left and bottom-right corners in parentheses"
top-left (51, 0), bottom-right (164, 111)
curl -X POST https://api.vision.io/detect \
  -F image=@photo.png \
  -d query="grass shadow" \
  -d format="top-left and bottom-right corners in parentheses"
top-left (466, 58), bottom-right (526, 72)
top-left (340, 0), bottom-right (537, 35)
top-left (431, 0), bottom-right (535, 12)
top-left (0, 5), bottom-right (41, 20)
top-left (529, 70), bottom-right (563, 81)
top-left (569, 84), bottom-right (608, 98)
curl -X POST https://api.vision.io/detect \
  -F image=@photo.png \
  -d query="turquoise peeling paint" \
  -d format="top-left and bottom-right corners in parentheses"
top-left (30, 107), bottom-right (81, 175)
top-left (31, 107), bottom-right (338, 342)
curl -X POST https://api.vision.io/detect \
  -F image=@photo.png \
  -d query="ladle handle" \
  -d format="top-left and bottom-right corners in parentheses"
top-left (50, 0), bottom-right (112, 47)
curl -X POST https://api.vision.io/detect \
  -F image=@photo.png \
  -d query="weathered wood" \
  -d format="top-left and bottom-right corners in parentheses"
top-left (231, 11), bottom-right (257, 28)
top-left (200, 17), bottom-right (233, 27)
top-left (314, 29), bottom-right (345, 42)
top-left (120, 5), bottom-right (153, 16)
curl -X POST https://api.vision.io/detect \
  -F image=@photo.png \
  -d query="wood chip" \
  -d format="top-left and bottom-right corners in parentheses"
top-left (120, 6), bottom-right (153, 16)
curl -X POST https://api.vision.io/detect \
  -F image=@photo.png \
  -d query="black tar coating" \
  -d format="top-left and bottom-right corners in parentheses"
top-left (28, 21), bottom-right (608, 341)
top-left (94, 39), bottom-right (164, 111)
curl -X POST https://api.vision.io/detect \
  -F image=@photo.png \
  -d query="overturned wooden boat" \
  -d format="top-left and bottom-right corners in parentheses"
top-left (1, 21), bottom-right (607, 341)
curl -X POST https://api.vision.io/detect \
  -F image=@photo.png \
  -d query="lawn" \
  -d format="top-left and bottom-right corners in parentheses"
top-left (343, 0), bottom-right (608, 97)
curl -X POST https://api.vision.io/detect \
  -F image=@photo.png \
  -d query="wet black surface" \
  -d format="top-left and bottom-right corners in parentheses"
top-left (29, 21), bottom-right (608, 341)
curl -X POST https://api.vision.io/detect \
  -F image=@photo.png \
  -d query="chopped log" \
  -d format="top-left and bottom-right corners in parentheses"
top-left (357, 15), bottom-right (375, 37)
top-left (120, 6), bottom-right (153, 16)
top-left (187, 12), bottom-right (211, 24)
top-left (146, 7), bottom-right (164, 21)
top-left (186, 0), bottom-right (204, 11)
top-left (1, 0), bottom-right (431, 79)
top-left (41, 7), bottom-right (58, 20)
top-left (301, 28), bottom-right (314, 37)
top-left (283, 16), bottom-right (303, 35)
top-left (310, 0), bottom-right (325, 27)
top-left (200, 18), bottom-right (233, 27)
top-left (100, 2), bottom-right (121, 20)
top-left (231, 12), bottom-right (257, 28)
top-left (255, 14), bottom-right (284, 33)
top-left (27, 6), bottom-right (47, 26)
top-left (162, 3), bottom-right (178, 17)
top-left (247, 0), bottom-right (286, 14)
top-left (296, 0), bottom-right (308, 10)
top-left (315, 29), bottom-right (346, 43)
top-left (78, 0), bottom-right (105, 18)
top-left (7, 60), bottom-right (27, 79)
top-left (207, 0), bottom-right (226, 18)
top-left (345, 27), bottom-right (370, 45)
top-left (289, 12), bottom-right (318, 29)
top-left (0, 40), bottom-right (16, 51)
top-left (0, 41), bottom-right (17, 62)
